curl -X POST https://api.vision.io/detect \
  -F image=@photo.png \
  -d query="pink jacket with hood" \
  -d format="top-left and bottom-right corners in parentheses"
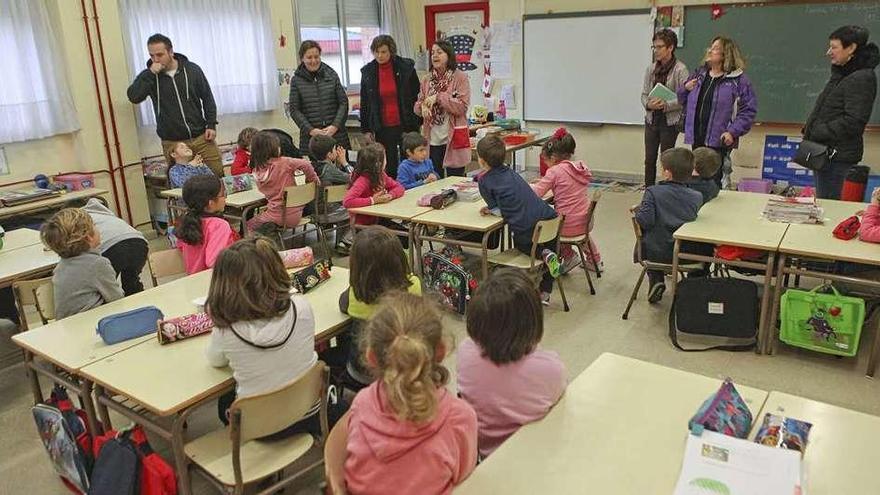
top-left (859, 204), bottom-right (880, 243)
top-left (344, 381), bottom-right (478, 495)
top-left (531, 159), bottom-right (593, 237)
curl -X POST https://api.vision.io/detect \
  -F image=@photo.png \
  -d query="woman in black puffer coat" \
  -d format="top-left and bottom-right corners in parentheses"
top-left (804, 25), bottom-right (879, 199)
top-left (289, 40), bottom-right (351, 150)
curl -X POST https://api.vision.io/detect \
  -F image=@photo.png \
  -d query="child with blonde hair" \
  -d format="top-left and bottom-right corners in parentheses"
top-left (531, 127), bottom-right (602, 273)
top-left (41, 208), bottom-right (124, 319)
top-left (325, 292), bottom-right (478, 495)
top-left (458, 268), bottom-right (566, 457)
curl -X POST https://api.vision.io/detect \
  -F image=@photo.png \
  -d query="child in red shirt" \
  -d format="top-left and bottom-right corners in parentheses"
top-left (230, 127), bottom-right (258, 176)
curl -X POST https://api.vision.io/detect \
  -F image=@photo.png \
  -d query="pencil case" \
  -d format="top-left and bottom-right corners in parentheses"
top-left (97, 306), bottom-right (164, 345)
top-left (157, 312), bottom-right (214, 344)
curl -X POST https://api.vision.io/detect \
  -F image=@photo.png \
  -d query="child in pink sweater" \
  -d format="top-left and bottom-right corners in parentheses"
top-left (176, 175), bottom-right (239, 274)
top-left (860, 187), bottom-right (880, 243)
top-left (324, 292), bottom-right (477, 495)
top-left (342, 143), bottom-right (405, 226)
top-left (246, 130), bottom-right (320, 233)
top-left (457, 268), bottom-right (566, 458)
top-left (530, 127), bottom-right (602, 273)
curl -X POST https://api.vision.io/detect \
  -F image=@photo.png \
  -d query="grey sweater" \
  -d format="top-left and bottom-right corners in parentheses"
top-left (53, 250), bottom-right (125, 319)
top-left (83, 198), bottom-right (146, 253)
top-left (641, 59), bottom-right (689, 126)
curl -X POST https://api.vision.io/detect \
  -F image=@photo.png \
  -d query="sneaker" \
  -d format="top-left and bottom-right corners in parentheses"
top-left (560, 255), bottom-right (580, 275)
top-left (647, 282), bottom-right (666, 304)
top-left (540, 292), bottom-right (551, 306)
top-left (542, 249), bottom-right (561, 278)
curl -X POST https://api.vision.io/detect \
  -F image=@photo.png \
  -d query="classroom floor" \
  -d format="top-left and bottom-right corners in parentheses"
top-left (2, 188), bottom-right (880, 494)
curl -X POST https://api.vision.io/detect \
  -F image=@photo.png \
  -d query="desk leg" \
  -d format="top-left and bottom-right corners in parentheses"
top-left (670, 239), bottom-right (681, 298)
top-left (79, 380), bottom-right (103, 436)
top-left (765, 253), bottom-right (788, 356)
top-left (413, 224), bottom-right (424, 277)
top-left (867, 316), bottom-right (880, 378)
top-left (93, 385), bottom-right (114, 431)
top-left (481, 230), bottom-right (491, 279)
top-left (756, 252), bottom-right (777, 356)
top-left (172, 413), bottom-right (193, 495)
top-left (24, 351), bottom-right (43, 404)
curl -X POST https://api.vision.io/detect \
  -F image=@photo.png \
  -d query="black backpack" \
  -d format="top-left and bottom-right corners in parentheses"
top-left (88, 430), bottom-right (141, 495)
top-left (668, 277), bottom-right (758, 352)
top-left (264, 128), bottom-right (304, 158)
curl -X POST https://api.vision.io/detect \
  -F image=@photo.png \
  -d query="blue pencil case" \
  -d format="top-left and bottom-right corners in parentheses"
top-left (96, 306), bottom-right (164, 345)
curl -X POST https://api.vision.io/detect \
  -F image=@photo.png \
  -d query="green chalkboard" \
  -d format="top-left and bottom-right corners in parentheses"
top-left (676, 1), bottom-right (880, 125)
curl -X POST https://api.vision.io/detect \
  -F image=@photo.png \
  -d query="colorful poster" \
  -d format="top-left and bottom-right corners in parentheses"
top-left (762, 135), bottom-right (814, 186)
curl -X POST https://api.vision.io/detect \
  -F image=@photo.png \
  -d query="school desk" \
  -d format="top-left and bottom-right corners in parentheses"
top-left (159, 187), bottom-right (267, 229)
top-left (671, 190), bottom-right (791, 354)
top-left (0, 187), bottom-right (108, 221)
top-left (0, 228), bottom-right (42, 253)
top-left (411, 197), bottom-right (505, 279)
top-left (752, 391), bottom-right (880, 495)
top-left (456, 353), bottom-right (768, 494)
top-left (0, 244), bottom-right (59, 288)
top-left (766, 198), bottom-right (880, 373)
top-left (80, 267), bottom-right (350, 495)
top-left (346, 176), bottom-right (464, 268)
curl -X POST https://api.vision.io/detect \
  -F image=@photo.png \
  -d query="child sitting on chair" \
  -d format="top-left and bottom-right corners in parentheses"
top-left (688, 147), bottom-right (722, 205)
top-left (167, 142), bottom-right (215, 188)
top-left (41, 208), bottom-right (124, 319)
top-left (397, 132), bottom-right (439, 189)
top-left (309, 134), bottom-right (352, 186)
top-left (477, 134), bottom-right (561, 305)
top-left (634, 147), bottom-right (703, 303)
top-left (230, 127), bottom-right (258, 176)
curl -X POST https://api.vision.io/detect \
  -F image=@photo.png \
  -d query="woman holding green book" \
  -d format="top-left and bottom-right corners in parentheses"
top-left (641, 29), bottom-right (689, 187)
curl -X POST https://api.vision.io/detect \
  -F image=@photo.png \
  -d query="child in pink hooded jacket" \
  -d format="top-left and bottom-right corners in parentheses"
top-left (530, 128), bottom-right (602, 272)
top-left (324, 292), bottom-right (477, 495)
top-left (860, 187), bottom-right (880, 243)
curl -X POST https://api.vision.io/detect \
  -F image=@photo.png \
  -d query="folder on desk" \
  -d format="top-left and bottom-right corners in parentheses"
top-left (0, 188), bottom-right (59, 207)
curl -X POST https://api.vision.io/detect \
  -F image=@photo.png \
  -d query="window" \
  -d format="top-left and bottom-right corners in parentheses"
top-left (0, 0), bottom-right (79, 144)
top-left (119, 0), bottom-right (278, 127)
top-left (297, 0), bottom-right (382, 88)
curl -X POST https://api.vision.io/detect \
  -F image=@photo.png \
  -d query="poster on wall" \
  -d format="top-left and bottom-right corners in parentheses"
top-left (762, 135), bottom-right (814, 186)
top-left (426, 2), bottom-right (491, 107)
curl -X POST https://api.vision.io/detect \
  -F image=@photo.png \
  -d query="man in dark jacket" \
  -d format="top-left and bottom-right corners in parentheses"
top-left (359, 35), bottom-right (422, 177)
top-left (127, 34), bottom-right (223, 177)
top-left (635, 147), bottom-right (703, 303)
top-left (804, 25), bottom-right (880, 199)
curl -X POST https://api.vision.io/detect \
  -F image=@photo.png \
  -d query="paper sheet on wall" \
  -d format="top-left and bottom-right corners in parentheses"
top-left (491, 61), bottom-right (512, 79)
top-left (505, 20), bottom-right (522, 44)
top-left (673, 431), bottom-right (802, 495)
top-left (500, 84), bottom-right (516, 109)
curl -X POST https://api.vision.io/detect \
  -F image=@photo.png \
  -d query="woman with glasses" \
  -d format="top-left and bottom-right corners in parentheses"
top-left (641, 29), bottom-right (689, 187)
top-left (678, 36), bottom-right (757, 189)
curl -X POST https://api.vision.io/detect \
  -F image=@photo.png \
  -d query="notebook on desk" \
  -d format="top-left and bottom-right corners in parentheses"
top-left (0, 188), bottom-right (60, 207)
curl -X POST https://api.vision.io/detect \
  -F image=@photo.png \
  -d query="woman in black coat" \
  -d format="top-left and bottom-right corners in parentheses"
top-left (359, 35), bottom-right (422, 178)
top-left (289, 40), bottom-right (351, 150)
top-left (804, 25), bottom-right (879, 199)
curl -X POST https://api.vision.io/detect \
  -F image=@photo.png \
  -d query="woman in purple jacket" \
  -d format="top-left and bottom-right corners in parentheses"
top-left (679, 36), bottom-right (758, 188)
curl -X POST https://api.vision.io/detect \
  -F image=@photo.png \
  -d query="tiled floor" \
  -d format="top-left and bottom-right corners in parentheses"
top-left (2, 189), bottom-right (879, 494)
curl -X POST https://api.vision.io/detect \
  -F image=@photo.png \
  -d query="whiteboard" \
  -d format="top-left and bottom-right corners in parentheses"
top-left (523, 11), bottom-right (654, 125)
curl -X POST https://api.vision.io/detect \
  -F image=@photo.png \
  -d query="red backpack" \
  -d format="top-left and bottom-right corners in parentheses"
top-left (93, 426), bottom-right (178, 495)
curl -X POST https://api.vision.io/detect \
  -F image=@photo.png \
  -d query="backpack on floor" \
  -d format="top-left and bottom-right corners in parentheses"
top-left (92, 426), bottom-right (177, 495)
top-left (668, 277), bottom-right (758, 352)
top-left (422, 247), bottom-right (478, 314)
top-left (32, 386), bottom-right (95, 494)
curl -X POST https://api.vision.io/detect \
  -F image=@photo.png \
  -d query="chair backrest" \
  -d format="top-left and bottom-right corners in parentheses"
top-left (230, 361), bottom-right (329, 444)
top-left (149, 249), bottom-right (187, 285)
top-left (630, 210), bottom-right (645, 265)
top-left (586, 189), bottom-right (602, 232)
top-left (283, 181), bottom-right (317, 209)
top-left (534, 215), bottom-right (563, 246)
top-left (12, 276), bottom-right (54, 328)
top-left (324, 184), bottom-right (348, 204)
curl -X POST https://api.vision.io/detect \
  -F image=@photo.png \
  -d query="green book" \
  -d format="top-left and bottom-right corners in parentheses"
top-left (648, 83), bottom-right (678, 104)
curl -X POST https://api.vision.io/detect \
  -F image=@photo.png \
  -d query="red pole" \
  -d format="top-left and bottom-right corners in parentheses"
top-left (91, 0), bottom-right (134, 225)
top-left (79, 0), bottom-right (122, 217)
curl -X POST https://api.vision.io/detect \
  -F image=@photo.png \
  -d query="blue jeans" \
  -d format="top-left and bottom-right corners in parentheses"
top-left (814, 159), bottom-right (854, 200)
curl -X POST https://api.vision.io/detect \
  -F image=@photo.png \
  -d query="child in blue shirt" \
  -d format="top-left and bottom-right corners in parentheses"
top-left (397, 132), bottom-right (439, 189)
top-left (477, 135), bottom-right (561, 304)
top-left (168, 141), bottom-right (215, 188)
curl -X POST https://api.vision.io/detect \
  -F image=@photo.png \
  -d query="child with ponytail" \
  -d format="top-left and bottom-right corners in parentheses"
top-left (531, 127), bottom-right (602, 273)
top-left (325, 292), bottom-right (477, 495)
top-left (176, 174), bottom-right (239, 274)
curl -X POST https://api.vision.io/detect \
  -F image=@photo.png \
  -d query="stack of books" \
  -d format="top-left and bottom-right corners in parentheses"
top-left (762, 196), bottom-right (824, 224)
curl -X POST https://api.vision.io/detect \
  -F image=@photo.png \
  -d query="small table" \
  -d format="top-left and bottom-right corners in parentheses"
top-left (752, 392), bottom-right (880, 495)
top-left (767, 198), bottom-right (880, 371)
top-left (0, 188), bottom-right (109, 221)
top-left (159, 188), bottom-right (267, 230)
top-left (672, 191), bottom-right (791, 353)
top-left (0, 244), bottom-right (59, 288)
top-left (457, 353), bottom-right (768, 494)
top-left (81, 267), bottom-right (351, 495)
top-left (0, 228), bottom-right (42, 253)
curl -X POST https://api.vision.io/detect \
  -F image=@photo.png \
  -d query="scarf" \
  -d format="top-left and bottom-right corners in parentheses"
top-left (426, 68), bottom-right (454, 126)
top-left (653, 55), bottom-right (677, 85)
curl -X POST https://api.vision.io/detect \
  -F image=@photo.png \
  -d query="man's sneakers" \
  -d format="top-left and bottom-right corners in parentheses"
top-left (647, 282), bottom-right (666, 304)
top-left (542, 249), bottom-right (561, 278)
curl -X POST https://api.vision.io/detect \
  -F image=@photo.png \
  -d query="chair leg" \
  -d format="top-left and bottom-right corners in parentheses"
top-left (868, 319), bottom-right (880, 378)
top-left (622, 266), bottom-right (648, 320)
top-left (555, 275), bottom-right (570, 312)
top-left (584, 239), bottom-right (601, 278)
top-left (317, 225), bottom-right (331, 260)
top-left (575, 245), bottom-right (596, 295)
